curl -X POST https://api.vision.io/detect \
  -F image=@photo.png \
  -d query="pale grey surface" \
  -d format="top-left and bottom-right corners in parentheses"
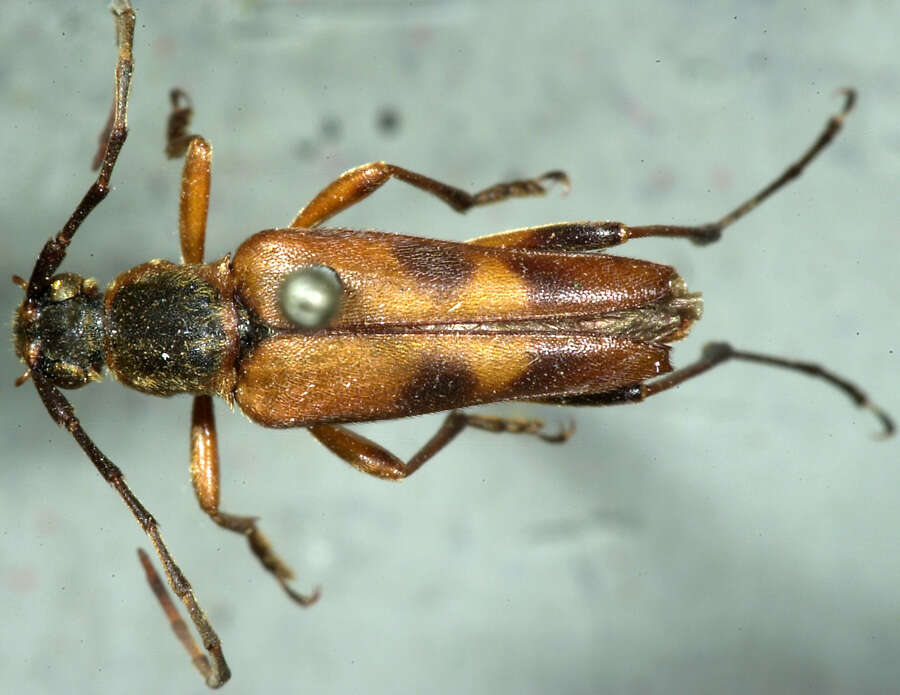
top-left (1, 2), bottom-right (898, 694)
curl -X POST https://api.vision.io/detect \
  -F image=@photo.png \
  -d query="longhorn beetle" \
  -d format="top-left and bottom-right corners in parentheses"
top-left (10, 1), bottom-right (893, 688)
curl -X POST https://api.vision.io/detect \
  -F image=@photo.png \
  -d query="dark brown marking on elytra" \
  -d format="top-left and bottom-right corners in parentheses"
top-left (399, 356), bottom-right (478, 411)
top-left (391, 236), bottom-right (475, 297)
top-left (508, 345), bottom-right (576, 396)
top-left (508, 338), bottom-right (672, 398)
top-left (514, 253), bottom-right (675, 315)
top-left (513, 253), bottom-right (590, 309)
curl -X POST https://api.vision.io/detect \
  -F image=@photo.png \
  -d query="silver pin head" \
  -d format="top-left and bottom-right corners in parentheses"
top-left (278, 265), bottom-right (343, 329)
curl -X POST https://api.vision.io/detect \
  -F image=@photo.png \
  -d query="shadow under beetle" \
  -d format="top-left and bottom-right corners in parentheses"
top-left (11, 1), bottom-right (893, 688)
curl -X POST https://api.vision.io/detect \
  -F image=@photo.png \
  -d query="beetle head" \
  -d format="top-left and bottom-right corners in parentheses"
top-left (12, 273), bottom-right (105, 389)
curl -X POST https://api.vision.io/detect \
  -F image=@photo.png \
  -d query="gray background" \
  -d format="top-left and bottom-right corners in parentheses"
top-left (1, 1), bottom-right (898, 694)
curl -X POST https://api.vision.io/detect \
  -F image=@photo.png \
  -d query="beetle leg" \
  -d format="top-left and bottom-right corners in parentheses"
top-left (460, 413), bottom-right (575, 443)
top-left (164, 89), bottom-right (213, 265)
top-left (165, 88), bottom-right (197, 158)
top-left (165, 97), bottom-right (319, 606)
top-left (471, 91), bottom-right (855, 251)
top-left (467, 221), bottom-right (629, 250)
top-left (30, 371), bottom-right (231, 688)
top-left (190, 395), bottom-right (321, 606)
top-left (615, 90), bottom-right (856, 246)
top-left (539, 342), bottom-right (894, 437)
top-left (309, 411), bottom-right (572, 481)
top-left (176, 135), bottom-right (212, 263)
top-left (290, 162), bottom-right (569, 228)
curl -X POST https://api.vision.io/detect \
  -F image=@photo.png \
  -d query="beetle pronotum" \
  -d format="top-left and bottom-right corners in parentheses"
top-left (10, 1), bottom-right (892, 688)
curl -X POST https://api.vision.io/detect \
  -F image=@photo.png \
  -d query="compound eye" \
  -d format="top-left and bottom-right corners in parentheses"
top-left (278, 265), bottom-right (343, 329)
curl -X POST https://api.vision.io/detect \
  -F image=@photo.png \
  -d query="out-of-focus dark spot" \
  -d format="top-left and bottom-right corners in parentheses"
top-left (295, 138), bottom-right (317, 160)
top-left (376, 107), bottom-right (401, 136)
top-left (320, 115), bottom-right (342, 142)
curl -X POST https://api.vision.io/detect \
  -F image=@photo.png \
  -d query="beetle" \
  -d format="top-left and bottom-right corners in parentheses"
top-left (10, 1), bottom-right (893, 688)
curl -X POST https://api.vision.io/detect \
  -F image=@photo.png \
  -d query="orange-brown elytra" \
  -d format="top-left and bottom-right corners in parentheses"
top-left (10, 1), bottom-right (894, 689)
